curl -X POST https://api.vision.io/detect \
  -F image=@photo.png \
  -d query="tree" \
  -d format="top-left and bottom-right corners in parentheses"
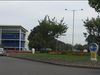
top-left (28, 15), bottom-right (68, 50)
top-left (74, 44), bottom-right (84, 51)
top-left (88, 0), bottom-right (100, 12)
top-left (65, 43), bottom-right (72, 51)
top-left (54, 40), bottom-right (72, 51)
top-left (83, 17), bottom-right (100, 55)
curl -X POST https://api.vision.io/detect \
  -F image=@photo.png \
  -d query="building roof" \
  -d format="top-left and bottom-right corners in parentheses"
top-left (0, 25), bottom-right (28, 32)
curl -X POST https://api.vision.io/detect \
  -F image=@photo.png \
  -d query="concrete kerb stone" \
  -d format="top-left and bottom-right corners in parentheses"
top-left (8, 56), bottom-right (100, 69)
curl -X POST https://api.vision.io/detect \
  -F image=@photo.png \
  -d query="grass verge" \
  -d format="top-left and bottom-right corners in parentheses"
top-left (15, 53), bottom-right (100, 61)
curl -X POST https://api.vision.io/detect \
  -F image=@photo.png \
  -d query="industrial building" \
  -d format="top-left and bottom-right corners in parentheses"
top-left (0, 25), bottom-right (28, 50)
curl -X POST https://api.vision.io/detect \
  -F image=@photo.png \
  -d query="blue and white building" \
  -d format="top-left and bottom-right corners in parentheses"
top-left (0, 25), bottom-right (28, 50)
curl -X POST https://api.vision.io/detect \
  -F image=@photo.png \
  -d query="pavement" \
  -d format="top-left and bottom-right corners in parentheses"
top-left (9, 56), bottom-right (100, 69)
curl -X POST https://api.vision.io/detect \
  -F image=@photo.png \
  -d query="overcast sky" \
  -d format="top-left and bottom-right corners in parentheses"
top-left (0, 1), bottom-right (98, 45)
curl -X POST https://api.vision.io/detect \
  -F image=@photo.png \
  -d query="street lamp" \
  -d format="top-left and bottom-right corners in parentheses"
top-left (98, 12), bottom-right (100, 17)
top-left (65, 9), bottom-right (83, 50)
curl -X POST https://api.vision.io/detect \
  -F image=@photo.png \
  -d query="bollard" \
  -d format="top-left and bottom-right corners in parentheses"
top-left (32, 48), bottom-right (35, 54)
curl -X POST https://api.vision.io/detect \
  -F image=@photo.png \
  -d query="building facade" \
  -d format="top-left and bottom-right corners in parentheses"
top-left (0, 25), bottom-right (28, 50)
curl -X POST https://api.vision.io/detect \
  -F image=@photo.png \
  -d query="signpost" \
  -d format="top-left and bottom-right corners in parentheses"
top-left (89, 43), bottom-right (98, 61)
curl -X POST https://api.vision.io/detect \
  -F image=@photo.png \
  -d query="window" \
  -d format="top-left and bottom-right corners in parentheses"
top-left (2, 33), bottom-right (19, 39)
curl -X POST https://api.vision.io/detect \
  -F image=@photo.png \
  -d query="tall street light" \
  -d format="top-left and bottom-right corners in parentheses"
top-left (98, 12), bottom-right (100, 17)
top-left (65, 9), bottom-right (83, 50)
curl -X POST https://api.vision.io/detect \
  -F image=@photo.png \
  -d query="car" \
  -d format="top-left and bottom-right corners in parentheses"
top-left (0, 48), bottom-right (5, 56)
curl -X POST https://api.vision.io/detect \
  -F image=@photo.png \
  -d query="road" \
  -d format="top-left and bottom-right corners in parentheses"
top-left (0, 56), bottom-right (100, 75)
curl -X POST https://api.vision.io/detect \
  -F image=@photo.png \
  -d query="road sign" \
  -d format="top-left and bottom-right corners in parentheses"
top-left (89, 43), bottom-right (98, 61)
top-left (89, 43), bottom-right (98, 52)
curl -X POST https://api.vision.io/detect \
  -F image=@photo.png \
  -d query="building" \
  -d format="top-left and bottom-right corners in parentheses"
top-left (0, 25), bottom-right (28, 50)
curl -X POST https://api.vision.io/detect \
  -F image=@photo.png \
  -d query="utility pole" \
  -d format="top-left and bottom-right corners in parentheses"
top-left (65, 9), bottom-right (83, 50)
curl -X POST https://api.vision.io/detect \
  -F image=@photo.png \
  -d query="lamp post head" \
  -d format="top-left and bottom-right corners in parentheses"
top-left (65, 9), bottom-right (83, 11)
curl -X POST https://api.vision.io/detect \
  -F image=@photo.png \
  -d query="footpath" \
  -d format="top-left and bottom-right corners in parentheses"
top-left (10, 56), bottom-right (100, 69)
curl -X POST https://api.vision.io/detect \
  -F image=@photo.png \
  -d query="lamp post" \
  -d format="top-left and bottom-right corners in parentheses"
top-left (98, 12), bottom-right (100, 17)
top-left (65, 9), bottom-right (83, 50)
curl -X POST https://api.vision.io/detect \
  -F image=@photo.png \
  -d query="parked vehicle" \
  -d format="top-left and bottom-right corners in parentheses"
top-left (0, 48), bottom-right (5, 56)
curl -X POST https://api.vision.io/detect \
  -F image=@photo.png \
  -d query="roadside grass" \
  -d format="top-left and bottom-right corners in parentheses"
top-left (15, 52), bottom-right (100, 61)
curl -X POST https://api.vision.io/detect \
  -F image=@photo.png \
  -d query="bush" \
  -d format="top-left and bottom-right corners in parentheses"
top-left (49, 50), bottom-right (90, 56)
top-left (49, 51), bottom-right (62, 54)
top-left (40, 50), bottom-right (50, 53)
top-left (72, 52), bottom-right (90, 56)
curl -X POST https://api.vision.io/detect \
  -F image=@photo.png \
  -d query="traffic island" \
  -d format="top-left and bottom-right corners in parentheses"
top-left (8, 53), bottom-right (100, 69)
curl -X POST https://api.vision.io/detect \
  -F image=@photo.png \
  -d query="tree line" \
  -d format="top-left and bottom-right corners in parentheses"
top-left (28, 15), bottom-right (68, 50)
top-left (28, 15), bottom-right (87, 51)
top-left (28, 0), bottom-right (100, 55)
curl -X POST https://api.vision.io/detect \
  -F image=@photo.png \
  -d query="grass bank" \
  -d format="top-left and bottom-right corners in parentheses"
top-left (15, 53), bottom-right (100, 61)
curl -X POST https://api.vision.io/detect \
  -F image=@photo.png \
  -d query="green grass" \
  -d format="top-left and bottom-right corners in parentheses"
top-left (16, 53), bottom-right (100, 61)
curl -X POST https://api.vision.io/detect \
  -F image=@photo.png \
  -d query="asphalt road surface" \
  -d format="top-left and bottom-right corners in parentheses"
top-left (0, 56), bottom-right (100, 75)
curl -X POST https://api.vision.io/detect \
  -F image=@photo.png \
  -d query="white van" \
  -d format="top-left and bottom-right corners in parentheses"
top-left (0, 48), bottom-right (5, 56)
